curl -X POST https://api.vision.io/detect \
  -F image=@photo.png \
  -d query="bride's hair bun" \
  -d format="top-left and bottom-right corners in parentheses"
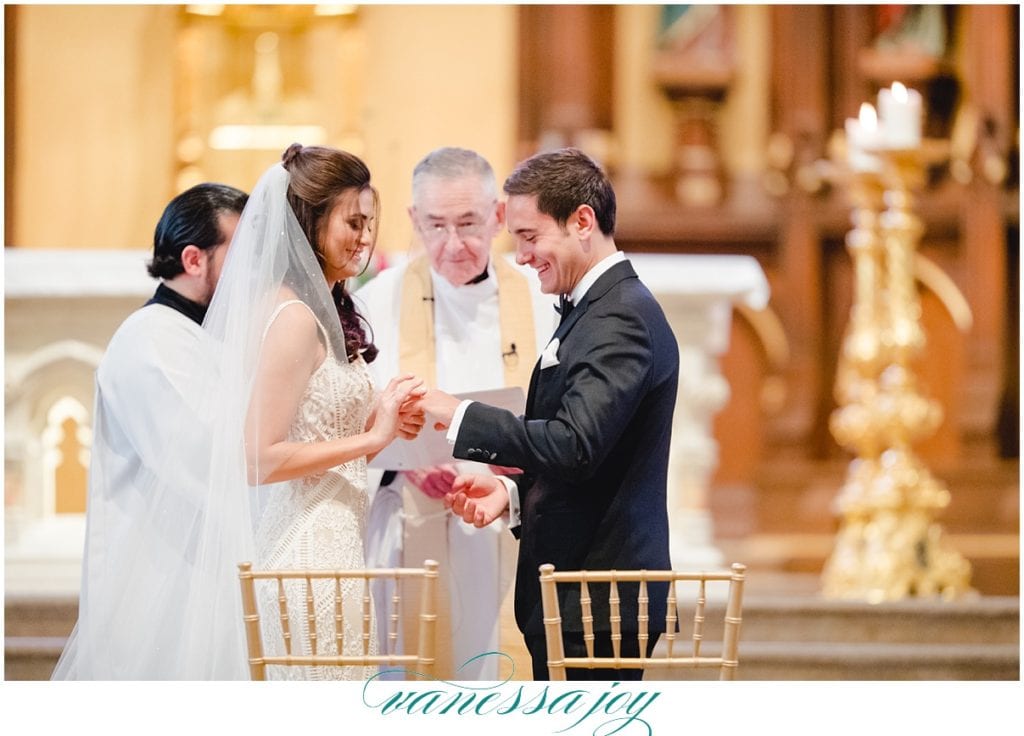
top-left (282, 143), bottom-right (304, 168)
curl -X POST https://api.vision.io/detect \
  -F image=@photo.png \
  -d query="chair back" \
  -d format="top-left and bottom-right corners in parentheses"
top-left (238, 560), bottom-right (439, 680)
top-left (538, 563), bottom-right (746, 680)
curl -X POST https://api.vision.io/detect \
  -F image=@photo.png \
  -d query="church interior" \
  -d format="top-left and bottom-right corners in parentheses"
top-left (3, 4), bottom-right (1020, 685)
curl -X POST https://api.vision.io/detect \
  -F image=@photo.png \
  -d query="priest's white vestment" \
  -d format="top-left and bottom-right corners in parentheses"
top-left (356, 253), bottom-right (554, 680)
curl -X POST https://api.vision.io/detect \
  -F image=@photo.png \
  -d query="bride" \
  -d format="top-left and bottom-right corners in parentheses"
top-left (54, 146), bottom-right (423, 679)
top-left (246, 144), bottom-right (424, 679)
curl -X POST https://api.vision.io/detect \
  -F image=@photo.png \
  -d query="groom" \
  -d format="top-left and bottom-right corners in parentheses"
top-left (419, 148), bottom-right (679, 681)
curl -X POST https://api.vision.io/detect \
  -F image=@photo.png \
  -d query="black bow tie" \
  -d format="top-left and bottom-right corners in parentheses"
top-left (555, 294), bottom-right (574, 325)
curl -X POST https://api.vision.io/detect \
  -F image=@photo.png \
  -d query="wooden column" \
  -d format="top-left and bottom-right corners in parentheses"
top-left (769, 5), bottom-right (829, 446)
top-left (830, 5), bottom-right (875, 125)
top-left (958, 4), bottom-right (1014, 445)
top-left (517, 5), bottom-right (614, 154)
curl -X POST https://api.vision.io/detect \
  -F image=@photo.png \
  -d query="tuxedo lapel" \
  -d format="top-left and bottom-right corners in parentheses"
top-left (587, 259), bottom-right (638, 302)
top-left (552, 295), bottom-right (588, 341)
top-left (527, 300), bottom-right (584, 414)
top-left (552, 260), bottom-right (637, 342)
top-left (531, 260), bottom-right (640, 412)
top-left (525, 358), bottom-right (541, 414)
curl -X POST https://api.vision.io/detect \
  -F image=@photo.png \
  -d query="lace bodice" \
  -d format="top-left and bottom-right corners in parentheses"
top-left (253, 300), bottom-right (378, 680)
top-left (286, 312), bottom-right (374, 502)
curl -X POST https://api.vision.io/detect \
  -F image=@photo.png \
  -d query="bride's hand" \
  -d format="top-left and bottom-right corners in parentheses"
top-left (369, 374), bottom-right (425, 449)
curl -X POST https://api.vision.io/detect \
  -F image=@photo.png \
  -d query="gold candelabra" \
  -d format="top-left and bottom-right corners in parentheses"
top-left (821, 147), bottom-right (973, 602)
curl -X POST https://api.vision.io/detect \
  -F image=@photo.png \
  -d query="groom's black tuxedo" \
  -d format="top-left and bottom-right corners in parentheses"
top-left (453, 259), bottom-right (679, 666)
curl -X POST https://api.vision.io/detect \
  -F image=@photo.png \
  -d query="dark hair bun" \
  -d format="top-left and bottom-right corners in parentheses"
top-left (282, 143), bottom-right (304, 168)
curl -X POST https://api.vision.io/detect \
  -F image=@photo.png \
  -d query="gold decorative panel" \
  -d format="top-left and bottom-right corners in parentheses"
top-left (174, 4), bottom-right (365, 193)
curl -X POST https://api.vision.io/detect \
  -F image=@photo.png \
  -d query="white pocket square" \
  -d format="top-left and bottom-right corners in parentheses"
top-left (540, 337), bottom-right (560, 369)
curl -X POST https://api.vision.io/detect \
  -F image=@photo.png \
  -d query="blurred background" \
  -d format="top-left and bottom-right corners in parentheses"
top-left (4, 4), bottom-right (1020, 679)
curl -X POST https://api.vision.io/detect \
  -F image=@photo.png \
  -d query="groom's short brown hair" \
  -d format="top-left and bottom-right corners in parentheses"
top-left (503, 147), bottom-right (616, 236)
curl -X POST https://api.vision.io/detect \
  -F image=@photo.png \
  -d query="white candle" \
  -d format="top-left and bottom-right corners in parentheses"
top-left (845, 102), bottom-right (882, 172)
top-left (877, 81), bottom-right (923, 149)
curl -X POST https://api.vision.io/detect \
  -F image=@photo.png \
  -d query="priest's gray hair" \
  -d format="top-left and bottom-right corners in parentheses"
top-left (411, 147), bottom-right (498, 204)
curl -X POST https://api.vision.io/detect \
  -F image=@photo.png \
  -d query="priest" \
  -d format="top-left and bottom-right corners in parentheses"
top-left (357, 147), bottom-right (554, 680)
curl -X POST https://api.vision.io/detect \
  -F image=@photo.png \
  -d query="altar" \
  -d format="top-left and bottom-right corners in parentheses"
top-left (630, 253), bottom-right (770, 570)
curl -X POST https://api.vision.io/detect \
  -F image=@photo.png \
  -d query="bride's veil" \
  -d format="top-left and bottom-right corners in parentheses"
top-left (53, 163), bottom-right (349, 679)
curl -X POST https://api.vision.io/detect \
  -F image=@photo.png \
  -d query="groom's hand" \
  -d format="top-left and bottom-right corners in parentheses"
top-left (444, 474), bottom-right (509, 528)
top-left (415, 388), bottom-right (462, 431)
top-left (450, 473), bottom-right (501, 498)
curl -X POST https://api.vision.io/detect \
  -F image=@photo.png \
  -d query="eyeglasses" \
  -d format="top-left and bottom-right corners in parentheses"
top-left (417, 204), bottom-right (496, 246)
top-left (419, 221), bottom-right (489, 245)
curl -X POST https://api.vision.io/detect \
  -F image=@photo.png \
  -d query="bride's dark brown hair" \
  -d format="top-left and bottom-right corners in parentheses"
top-left (281, 143), bottom-right (379, 363)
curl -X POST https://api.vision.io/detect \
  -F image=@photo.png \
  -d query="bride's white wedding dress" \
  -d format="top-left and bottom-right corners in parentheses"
top-left (254, 300), bottom-right (378, 680)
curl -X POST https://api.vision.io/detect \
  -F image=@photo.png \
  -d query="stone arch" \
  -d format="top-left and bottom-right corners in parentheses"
top-left (41, 396), bottom-right (91, 515)
top-left (6, 340), bottom-right (100, 524)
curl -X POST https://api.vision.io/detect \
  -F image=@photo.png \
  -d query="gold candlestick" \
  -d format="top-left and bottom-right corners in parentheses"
top-left (822, 148), bottom-right (973, 602)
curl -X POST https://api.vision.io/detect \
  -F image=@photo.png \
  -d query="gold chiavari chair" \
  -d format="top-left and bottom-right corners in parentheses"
top-left (237, 560), bottom-right (439, 681)
top-left (538, 562), bottom-right (747, 680)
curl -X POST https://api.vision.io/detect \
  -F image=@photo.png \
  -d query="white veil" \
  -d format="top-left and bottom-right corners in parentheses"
top-left (54, 163), bottom-right (352, 679)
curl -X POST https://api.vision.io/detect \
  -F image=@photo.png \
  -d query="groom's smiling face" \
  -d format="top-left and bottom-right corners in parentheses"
top-left (507, 194), bottom-right (588, 296)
